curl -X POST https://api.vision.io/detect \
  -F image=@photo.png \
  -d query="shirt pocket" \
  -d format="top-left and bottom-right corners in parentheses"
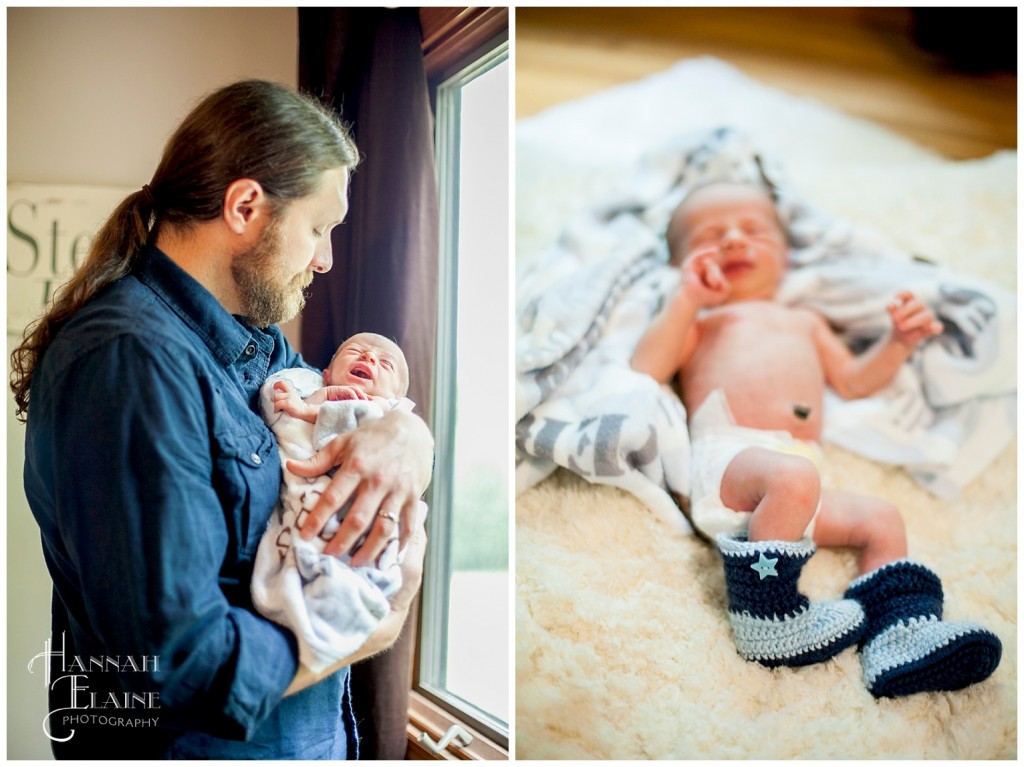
top-left (210, 428), bottom-right (281, 568)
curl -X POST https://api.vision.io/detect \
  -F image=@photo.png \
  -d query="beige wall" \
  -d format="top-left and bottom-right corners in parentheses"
top-left (6, 7), bottom-right (298, 758)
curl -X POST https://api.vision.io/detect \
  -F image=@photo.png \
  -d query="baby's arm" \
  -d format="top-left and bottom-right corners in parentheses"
top-left (814, 291), bottom-right (942, 400)
top-left (632, 249), bottom-right (728, 382)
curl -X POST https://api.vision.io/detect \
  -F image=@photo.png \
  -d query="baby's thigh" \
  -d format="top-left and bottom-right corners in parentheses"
top-left (720, 446), bottom-right (821, 512)
top-left (814, 489), bottom-right (904, 550)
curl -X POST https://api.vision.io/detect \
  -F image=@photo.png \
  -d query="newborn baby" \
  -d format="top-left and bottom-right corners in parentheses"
top-left (251, 332), bottom-right (426, 672)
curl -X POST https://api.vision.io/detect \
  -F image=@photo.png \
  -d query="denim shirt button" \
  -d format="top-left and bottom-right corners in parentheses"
top-left (251, 453), bottom-right (262, 465)
top-left (244, 344), bottom-right (257, 356)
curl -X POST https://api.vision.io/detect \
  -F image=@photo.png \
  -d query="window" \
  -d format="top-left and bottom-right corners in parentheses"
top-left (419, 37), bottom-right (509, 755)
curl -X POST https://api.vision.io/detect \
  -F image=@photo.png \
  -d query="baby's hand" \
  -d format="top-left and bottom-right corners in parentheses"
top-left (681, 248), bottom-right (729, 307)
top-left (888, 291), bottom-right (943, 348)
top-left (323, 385), bottom-right (370, 402)
top-left (272, 380), bottom-right (300, 411)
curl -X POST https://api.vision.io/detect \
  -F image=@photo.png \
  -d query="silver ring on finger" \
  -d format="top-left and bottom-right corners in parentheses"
top-left (377, 509), bottom-right (399, 525)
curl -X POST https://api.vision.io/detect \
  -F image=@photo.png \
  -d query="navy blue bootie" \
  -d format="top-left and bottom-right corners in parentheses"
top-left (716, 533), bottom-right (865, 668)
top-left (844, 560), bottom-right (1002, 698)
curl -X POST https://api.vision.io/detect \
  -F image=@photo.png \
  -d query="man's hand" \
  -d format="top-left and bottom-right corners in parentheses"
top-left (286, 409), bottom-right (433, 566)
top-left (385, 519), bottom-right (428, 616)
top-left (888, 291), bottom-right (943, 348)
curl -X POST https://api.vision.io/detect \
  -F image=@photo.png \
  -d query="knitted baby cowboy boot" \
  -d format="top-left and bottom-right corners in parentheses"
top-left (843, 559), bottom-right (1002, 698)
top-left (716, 533), bottom-right (866, 667)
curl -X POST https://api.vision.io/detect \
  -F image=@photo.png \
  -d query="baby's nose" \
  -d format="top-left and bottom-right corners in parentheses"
top-left (721, 228), bottom-right (748, 249)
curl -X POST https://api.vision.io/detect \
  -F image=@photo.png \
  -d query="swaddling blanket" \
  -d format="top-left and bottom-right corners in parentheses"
top-left (515, 127), bottom-right (1015, 527)
top-left (251, 366), bottom-right (421, 672)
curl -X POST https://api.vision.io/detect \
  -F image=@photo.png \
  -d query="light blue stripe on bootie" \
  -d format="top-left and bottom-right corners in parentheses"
top-left (845, 559), bottom-right (1002, 697)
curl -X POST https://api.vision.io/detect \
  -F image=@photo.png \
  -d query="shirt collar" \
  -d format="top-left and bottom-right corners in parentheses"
top-left (135, 245), bottom-right (264, 368)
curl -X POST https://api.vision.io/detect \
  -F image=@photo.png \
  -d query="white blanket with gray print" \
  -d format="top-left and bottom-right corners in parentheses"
top-left (515, 127), bottom-right (1016, 529)
top-left (251, 366), bottom-right (420, 672)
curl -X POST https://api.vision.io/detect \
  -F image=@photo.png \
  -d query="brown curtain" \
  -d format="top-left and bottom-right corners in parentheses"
top-left (298, 7), bottom-right (439, 760)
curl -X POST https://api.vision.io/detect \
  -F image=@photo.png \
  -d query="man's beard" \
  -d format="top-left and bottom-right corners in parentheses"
top-left (231, 219), bottom-right (313, 328)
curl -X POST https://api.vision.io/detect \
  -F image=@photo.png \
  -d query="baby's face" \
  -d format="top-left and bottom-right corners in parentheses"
top-left (325, 335), bottom-right (408, 399)
top-left (669, 183), bottom-right (788, 302)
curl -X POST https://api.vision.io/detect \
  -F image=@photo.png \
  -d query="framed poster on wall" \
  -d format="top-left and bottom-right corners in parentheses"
top-left (7, 183), bottom-right (134, 335)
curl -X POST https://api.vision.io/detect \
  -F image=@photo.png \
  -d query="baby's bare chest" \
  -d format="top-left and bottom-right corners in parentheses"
top-left (698, 302), bottom-right (814, 346)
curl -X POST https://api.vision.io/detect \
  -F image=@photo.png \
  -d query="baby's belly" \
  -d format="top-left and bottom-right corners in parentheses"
top-left (683, 310), bottom-right (828, 440)
top-left (723, 387), bottom-right (823, 442)
top-left (684, 369), bottom-right (825, 442)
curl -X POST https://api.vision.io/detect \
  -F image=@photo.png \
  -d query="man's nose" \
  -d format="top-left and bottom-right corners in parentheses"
top-left (311, 244), bottom-right (333, 274)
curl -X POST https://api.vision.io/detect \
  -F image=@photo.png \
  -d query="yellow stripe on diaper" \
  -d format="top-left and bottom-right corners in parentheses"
top-left (775, 440), bottom-right (825, 470)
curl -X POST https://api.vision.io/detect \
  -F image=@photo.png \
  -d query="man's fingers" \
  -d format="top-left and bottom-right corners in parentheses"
top-left (322, 482), bottom-right (388, 556)
top-left (348, 495), bottom-right (403, 567)
top-left (397, 498), bottom-right (418, 551)
top-left (299, 469), bottom-right (361, 541)
top-left (287, 452), bottom-right (335, 479)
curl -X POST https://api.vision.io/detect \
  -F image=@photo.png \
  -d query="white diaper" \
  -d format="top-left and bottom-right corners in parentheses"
top-left (688, 389), bottom-right (825, 539)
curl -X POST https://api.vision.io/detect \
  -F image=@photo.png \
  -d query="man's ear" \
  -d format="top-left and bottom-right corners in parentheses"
top-left (223, 179), bottom-right (269, 235)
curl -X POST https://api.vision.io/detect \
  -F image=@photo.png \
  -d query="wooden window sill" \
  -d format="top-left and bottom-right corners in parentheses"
top-left (406, 691), bottom-right (508, 760)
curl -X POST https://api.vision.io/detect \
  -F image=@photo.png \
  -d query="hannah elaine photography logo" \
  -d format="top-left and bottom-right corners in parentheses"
top-left (27, 633), bottom-right (161, 743)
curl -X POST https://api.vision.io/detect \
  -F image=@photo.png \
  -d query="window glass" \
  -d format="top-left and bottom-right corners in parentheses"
top-left (422, 44), bottom-right (509, 745)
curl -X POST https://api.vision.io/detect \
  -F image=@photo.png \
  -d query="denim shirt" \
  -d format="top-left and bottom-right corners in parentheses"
top-left (23, 247), bottom-right (357, 759)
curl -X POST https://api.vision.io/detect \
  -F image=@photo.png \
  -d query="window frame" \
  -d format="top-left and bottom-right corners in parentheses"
top-left (409, 7), bottom-right (510, 760)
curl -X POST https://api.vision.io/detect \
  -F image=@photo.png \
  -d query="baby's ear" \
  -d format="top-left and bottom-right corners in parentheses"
top-left (322, 368), bottom-right (331, 383)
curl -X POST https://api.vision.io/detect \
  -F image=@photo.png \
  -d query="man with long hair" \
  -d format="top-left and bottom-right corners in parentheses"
top-left (11, 80), bottom-right (433, 759)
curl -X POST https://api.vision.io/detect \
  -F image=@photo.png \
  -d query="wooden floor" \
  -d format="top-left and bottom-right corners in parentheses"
top-left (515, 8), bottom-right (1016, 160)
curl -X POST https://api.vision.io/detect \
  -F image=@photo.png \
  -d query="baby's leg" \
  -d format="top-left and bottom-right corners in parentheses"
top-left (720, 446), bottom-right (820, 542)
top-left (714, 448), bottom-right (866, 667)
top-left (813, 490), bottom-right (908, 574)
top-left (823, 494), bottom-right (1001, 697)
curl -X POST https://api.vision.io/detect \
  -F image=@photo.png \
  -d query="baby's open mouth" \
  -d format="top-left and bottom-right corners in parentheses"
top-left (350, 364), bottom-right (373, 380)
top-left (722, 261), bottom-right (752, 277)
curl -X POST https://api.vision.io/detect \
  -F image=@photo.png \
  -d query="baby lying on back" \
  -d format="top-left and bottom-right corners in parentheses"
top-left (632, 181), bottom-right (1000, 697)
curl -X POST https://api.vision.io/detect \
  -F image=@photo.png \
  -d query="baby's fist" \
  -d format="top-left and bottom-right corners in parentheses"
top-left (888, 291), bottom-right (943, 348)
top-left (681, 248), bottom-right (729, 307)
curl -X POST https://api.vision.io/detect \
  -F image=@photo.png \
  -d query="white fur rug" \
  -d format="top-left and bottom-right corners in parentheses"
top-left (515, 59), bottom-right (1016, 760)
